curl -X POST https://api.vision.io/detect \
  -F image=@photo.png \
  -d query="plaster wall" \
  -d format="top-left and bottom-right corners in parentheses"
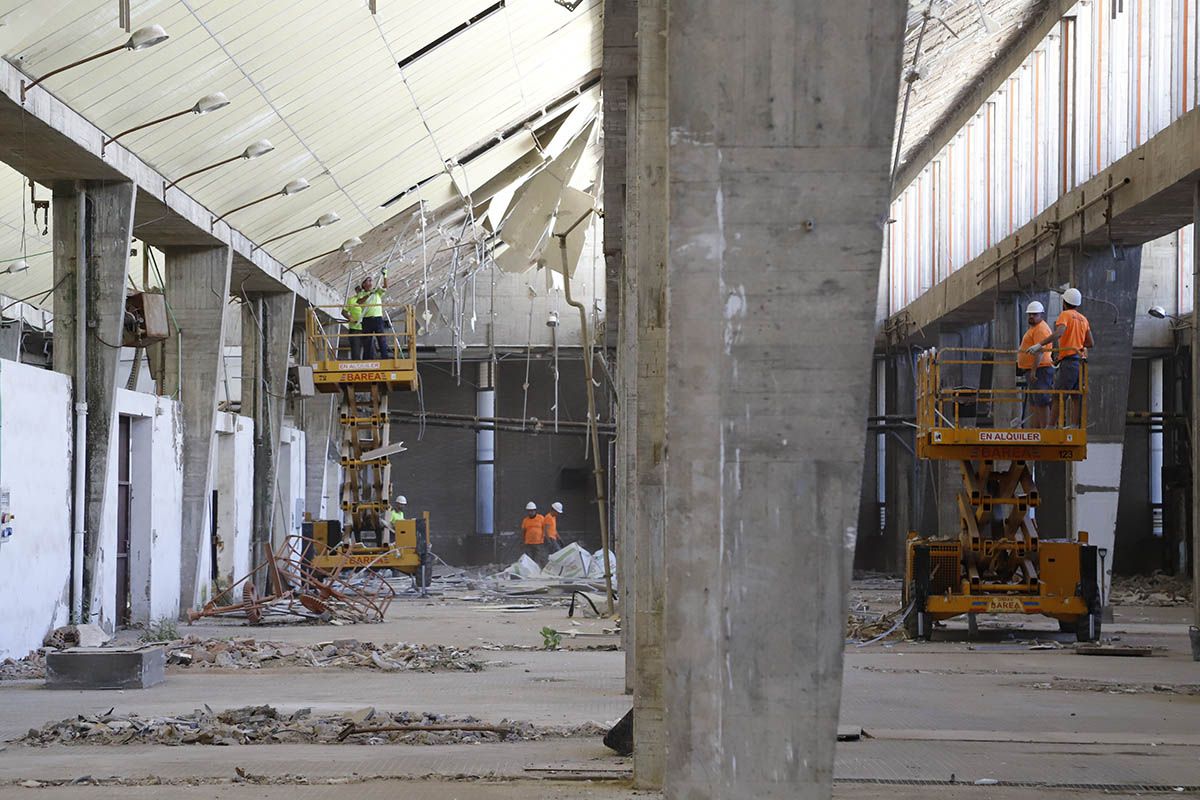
top-left (214, 412), bottom-right (254, 588)
top-left (0, 359), bottom-right (71, 659)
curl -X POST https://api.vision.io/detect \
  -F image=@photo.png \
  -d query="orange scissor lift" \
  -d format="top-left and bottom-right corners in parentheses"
top-left (903, 347), bottom-right (1102, 642)
top-left (300, 304), bottom-right (432, 588)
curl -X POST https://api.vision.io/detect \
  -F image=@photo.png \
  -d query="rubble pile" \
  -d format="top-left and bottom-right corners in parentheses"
top-left (1109, 573), bottom-right (1193, 607)
top-left (19, 705), bottom-right (607, 748)
top-left (167, 636), bottom-right (484, 673)
top-left (846, 602), bottom-right (907, 642)
top-left (0, 650), bottom-right (46, 681)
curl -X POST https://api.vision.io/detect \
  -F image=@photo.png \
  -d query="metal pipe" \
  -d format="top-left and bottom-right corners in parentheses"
top-left (476, 361), bottom-right (495, 536)
top-left (70, 189), bottom-right (87, 623)
top-left (555, 208), bottom-right (614, 616)
top-left (1150, 357), bottom-right (1164, 537)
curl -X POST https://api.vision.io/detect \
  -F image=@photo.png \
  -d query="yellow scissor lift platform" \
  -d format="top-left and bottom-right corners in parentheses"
top-left (300, 304), bottom-right (431, 588)
top-left (903, 347), bottom-right (1102, 642)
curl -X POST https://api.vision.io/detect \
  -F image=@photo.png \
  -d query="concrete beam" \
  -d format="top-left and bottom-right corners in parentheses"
top-left (632, 0), bottom-right (666, 787)
top-left (83, 181), bottom-right (136, 620)
top-left (0, 57), bottom-right (337, 308)
top-left (661, 3), bottom-right (905, 798)
top-left (163, 245), bottom-right (233, 615)
top-left (886, 104), bottom-right (1200, 343)
top-left (241, 293), bottom-right (295, 585)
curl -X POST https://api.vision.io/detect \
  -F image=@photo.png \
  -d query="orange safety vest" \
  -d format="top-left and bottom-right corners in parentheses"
top-left (544, 512), bottom-right (559, 541)
top-left (1056, 308), bottom-right (1091, 359)
top-left (1017, 321), bottom-right (1053, 370)
top-left (521, 514), bottom-right (545, 545)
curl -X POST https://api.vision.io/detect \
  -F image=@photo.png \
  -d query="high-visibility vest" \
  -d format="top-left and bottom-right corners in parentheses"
top-left (521, 514), bottom-right (545, 545)
top-left (359, 289), bottom-right (385, 318)
top-left (343, 297), bottom-right (364, 330)
top-left (544, 512), bottom-right (559, 540)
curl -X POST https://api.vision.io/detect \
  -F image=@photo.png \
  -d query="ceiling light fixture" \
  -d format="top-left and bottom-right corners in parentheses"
top-left (255, 212), bottom-right (341, 251)
top-left (287, 237), bottom-right (363, 271)
top-left (211, 178), bottom-right (310, 228)
top-left (0, 260), bottom-right (30, 275)
top-left (21, 24), bottom-right (169, 103)
top-left (163, 139), bottom-right (275, 196)
top-left (102, 92), bottom-right (230, 153)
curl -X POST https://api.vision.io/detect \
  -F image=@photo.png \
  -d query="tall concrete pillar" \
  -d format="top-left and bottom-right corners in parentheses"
top-left (300, 394), bottom-right (336, 521)
top-left (52, 181), bottom-right (137, 620)
top-left (1069, 247), bottom-right (1142, 606)
top-left (661, 4), bottom-right (905, 798)
top-left (618, 76), bottom-right (641, 697)
top-left (1193, 181), bottom-right (1200, 631)
top-left (632, 0), bottom-right (667, 786)
top-left (883, 352), bottom-right (915, 570)
top-left (163, 245), bottom-right (233, 614)
top-left (242, 292), bottom-right (295, 587)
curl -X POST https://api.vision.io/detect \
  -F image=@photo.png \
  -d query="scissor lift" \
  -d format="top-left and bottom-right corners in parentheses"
top-left (300, 304), bottom-right (431, 588)
top-left (903, 347), bottom-right (1102, 642)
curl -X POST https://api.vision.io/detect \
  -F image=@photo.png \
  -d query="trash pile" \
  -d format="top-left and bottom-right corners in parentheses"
top-left (19, 705), bottom-right (608, 748)
top-left (846, 603), bottom-right (908, 643)
top-left (166, 636), bottom-right (484, 673)
top-left (1109, 572), bottom-right (1193, 606)
top-left (497, 543), bottom-right (616, 584)
top-left (0, 650), bottom-right (46, 681)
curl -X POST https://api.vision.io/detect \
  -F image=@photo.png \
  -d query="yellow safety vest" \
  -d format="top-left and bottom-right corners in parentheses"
top-left (343, 297), bottom-right (364, 330)
top-left (359, 289), bottom-right (385, 319)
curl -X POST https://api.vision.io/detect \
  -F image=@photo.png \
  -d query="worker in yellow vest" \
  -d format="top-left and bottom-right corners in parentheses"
top-left (342, 284), bottom-right (365, 360)
top-left (356, 272), bottom-right (392, 359)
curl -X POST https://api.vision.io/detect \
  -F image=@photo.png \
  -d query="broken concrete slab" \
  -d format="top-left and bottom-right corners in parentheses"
top-left (44, 646), bottom-right (165, 690)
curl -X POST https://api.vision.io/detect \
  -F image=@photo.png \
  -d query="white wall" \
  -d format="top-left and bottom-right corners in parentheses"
top-left (99, 390), bottom-right (183, 629)
top-left (274, 426), bottom-right (306, 549)
top-left (213, 411), bottom-right (254, 588)
top-left (0, 359), bottom-right (71, 659)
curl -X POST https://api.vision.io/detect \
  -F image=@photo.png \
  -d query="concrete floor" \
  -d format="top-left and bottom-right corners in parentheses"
top-left (0, 587), bottom-right (1197, 798)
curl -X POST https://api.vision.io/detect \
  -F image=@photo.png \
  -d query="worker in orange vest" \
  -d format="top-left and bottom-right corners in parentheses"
top-left (521, 502), bottom-right (546, 565)
top-left (1025, 287), bottom-right (1093, 428)
top-left (1017, 301), bottom-right (1054, 429)
top-left (544, 502), bottom-right (564, 552)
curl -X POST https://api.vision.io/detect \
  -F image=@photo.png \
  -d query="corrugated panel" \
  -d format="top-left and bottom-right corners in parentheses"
top-left (0, 0), bottom-right (601, 281)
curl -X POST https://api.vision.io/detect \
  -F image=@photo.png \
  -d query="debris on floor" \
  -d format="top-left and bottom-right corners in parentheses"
top-left (1073, 642), bottom-right (1154, 657)
top-left (187, 535), bottom-right (397, 625)
top-left (19, 705), bottom-right (607, 748)
top-left (166, 636), bottom-right (484, 672)
top-left (1109, 572), bottom-right (1193, 606)
top-left (0, 650), bottom-right (46, 680)
top-left (490, 547), bottom-right (617, 593)
top-left (1028, 677), bottom-right (1200, 695)
top-left (43, 624), bottom-right (111, 650)
top-left (846, 603), bottom-right (908, 643)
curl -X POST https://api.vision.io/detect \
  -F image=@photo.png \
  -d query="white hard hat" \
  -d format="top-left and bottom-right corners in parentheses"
top-left (525, 501), bottom-right (537, 511)
top-left (1062, 287), bottom-right (1082, 306)
top-left (551, 502), bottom-right (563, 513)
top-left (395, 495), bottom-right (407, 505)
top-left (1025, 300), bottom-right (1044, 314)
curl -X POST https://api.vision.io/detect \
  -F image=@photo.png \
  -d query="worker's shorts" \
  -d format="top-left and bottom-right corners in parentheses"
top-left (1054, 356), bottom-right (1081, 392)
top-left (1028, 366), bottom-right (1054, 407)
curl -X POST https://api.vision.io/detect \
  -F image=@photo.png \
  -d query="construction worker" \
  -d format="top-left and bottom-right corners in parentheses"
top-left (342, 283), bottom-right (364, 359)
top-left (544, 501), bottom-right (564, 552)
top-left (1017, 301), bottom-right (1055, 429)
top-left (389, 495), bottom-right (407, 523)
top-left (1025, 287), bottom-right (1093, 428)
top-left (521, 501), bottom-right (546, 565)
top-left (357, 272), bottom-right (392, 359)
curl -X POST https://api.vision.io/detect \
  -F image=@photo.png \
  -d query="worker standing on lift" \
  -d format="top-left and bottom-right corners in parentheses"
top-left (521, 502), bottom-right (546, 565)
top-left (1025, 287), bottom-right (1093, 428)
top-left (358, 271), bottom-right (392, 359)
top-left (1017, 301), bottom-right (1055, 429)
top-left (544, 501), bottom-right (564, 552)
top-left (342, 283), bottom-right (364, 360)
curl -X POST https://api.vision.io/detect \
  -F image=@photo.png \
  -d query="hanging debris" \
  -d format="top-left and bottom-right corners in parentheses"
top-left (19, 705), bottom-right (607, 748)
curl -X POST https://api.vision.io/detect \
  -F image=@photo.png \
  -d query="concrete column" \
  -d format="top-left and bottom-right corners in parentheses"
top-left (883, 353), bottom-right (915, 571)
top-left (300, 394), bottom-right (336, 522)
top-left (80, 182), bottom-right (137, 619)
top-left (632, 0), bottom-right (666, 786)
top-left (242, 292), bottom-right (295, 586)
top-left (1069, 247), bottom-right (1142, 607)
top-left (163, 245), bottom-right (233, 614)
top-left (619, 76), bottom-right (641, 697)
top-left (661, 3), bottom-right (904, 798)
top-left (1191, 181), bottom-right (1200, 630)
top-left (993, 296), bottom-right (1019, 423)
top-left (51, 184), bottom-right (80, 377)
